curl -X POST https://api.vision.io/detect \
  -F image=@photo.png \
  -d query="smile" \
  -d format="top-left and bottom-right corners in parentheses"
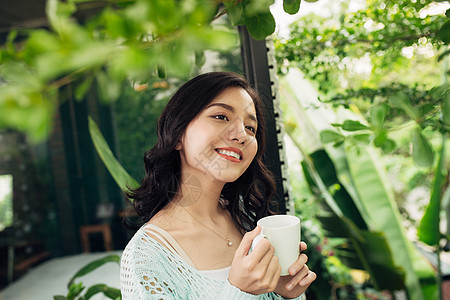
top-left (215, 148), bottom-right (243, 162)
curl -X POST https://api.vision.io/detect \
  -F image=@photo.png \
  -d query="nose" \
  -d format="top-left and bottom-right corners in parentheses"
top-left (228, 120), bottom-right (247, 144)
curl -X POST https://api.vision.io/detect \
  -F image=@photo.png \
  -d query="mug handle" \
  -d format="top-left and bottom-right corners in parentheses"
top-left (249, 233), bottom-right (266, 253)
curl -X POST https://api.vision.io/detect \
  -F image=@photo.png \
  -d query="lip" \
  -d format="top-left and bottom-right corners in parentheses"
top-left (215, 147), bottom-right (243, 163)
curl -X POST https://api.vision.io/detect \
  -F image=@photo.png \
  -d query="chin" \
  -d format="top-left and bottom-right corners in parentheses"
top-left (209, 170), bottom-right (246, 184)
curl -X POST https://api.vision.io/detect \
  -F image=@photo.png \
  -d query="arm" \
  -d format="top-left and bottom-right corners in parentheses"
top-left (120, 236), bottom-right (177, 300)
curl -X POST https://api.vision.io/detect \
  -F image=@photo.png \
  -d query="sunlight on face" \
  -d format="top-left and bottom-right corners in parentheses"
top-left (177, 87), bottom-right (258, 184)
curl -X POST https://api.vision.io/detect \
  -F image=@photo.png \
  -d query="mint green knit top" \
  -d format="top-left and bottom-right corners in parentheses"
top-left (120, 225), bottom-right (304, 299)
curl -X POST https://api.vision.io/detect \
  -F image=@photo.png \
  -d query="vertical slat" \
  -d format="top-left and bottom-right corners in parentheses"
top-left (238, 27), bottom-right (293, 215)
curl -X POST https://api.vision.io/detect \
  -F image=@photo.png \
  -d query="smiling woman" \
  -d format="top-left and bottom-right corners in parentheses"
top-left (120, 72), bottom-right (316, 299)
top-left (177, 87), bottom-right (258, 184)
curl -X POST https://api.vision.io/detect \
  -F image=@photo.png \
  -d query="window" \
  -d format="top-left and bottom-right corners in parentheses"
top-left (0, 174), bottom-right (13, 231)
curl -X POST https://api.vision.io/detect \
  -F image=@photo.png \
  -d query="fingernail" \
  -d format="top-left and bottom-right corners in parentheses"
top-left (286, 283), bottom-right (293, 291)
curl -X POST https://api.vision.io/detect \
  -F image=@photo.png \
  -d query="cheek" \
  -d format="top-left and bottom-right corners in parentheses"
top-left (247, 139), bottom-right (258, 161)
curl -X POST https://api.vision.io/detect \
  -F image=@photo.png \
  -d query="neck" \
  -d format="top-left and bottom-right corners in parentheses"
top-left (172, 171), bottom-right (226, 222)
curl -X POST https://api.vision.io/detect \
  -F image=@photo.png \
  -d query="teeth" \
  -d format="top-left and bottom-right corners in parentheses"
top-left (217, 149), bottom-right (241, 160)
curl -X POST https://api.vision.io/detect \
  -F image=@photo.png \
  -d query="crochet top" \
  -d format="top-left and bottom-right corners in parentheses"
top-left (120, 224), bottom-right (305, 299)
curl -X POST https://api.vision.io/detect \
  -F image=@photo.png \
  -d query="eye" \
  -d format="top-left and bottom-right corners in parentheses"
top-left (246, 126), bottom-right (256, 134)
top-left (213, 115), bottom-right (229, 121)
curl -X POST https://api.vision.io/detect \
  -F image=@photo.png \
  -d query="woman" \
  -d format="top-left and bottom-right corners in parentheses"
top-left (120, 72), bottom-right (316, 299)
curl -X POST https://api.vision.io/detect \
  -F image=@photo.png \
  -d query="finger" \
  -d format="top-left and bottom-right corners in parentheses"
top-left (249, 238), bottom-right (272, 264)
top-left (268, 258), bottom-right (282, 289)
top-left (236, 225), bottom-right (262, 257)
top-left (300, 241), bottom-right (307, 251)
top-left (288, 253), bottom-right (308, 276)
top-left (286, 264), bottom-right (310, 291)
top-left (299, 270), bottom-right (317, 286)
top-left (258, 243), bottom-right (275, 266)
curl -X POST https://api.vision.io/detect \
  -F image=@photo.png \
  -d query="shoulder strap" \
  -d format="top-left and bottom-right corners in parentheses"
top-left (144, 224), bottom-right (196, 268)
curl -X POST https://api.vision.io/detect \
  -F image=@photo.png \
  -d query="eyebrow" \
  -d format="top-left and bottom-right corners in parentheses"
top-left (206, 102), bottom-right (258, 123)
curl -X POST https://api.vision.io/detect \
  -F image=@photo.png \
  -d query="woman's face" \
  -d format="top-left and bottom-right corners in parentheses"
top-left (177, 87), bottom-right (258, 183)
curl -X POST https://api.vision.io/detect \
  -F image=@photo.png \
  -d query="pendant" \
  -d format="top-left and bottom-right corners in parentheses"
top-left (227, 238), bottom-right (233, 246)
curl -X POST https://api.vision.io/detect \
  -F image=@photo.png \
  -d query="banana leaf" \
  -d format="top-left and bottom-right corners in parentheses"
top-left (308, 150), bottom-right (367, 229)
top-left (344, 143), bottom-right (436, 300)
top-left (303, 160), bottom-right (406, 291)
top-left (279, 70), bottom-right (436, 299)
top-left (418, 135), bottom-right (447, 246)
top-left (88, 116), bottom-right (139, 193)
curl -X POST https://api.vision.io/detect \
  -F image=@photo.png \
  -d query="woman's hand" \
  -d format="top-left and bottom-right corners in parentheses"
top-left (273, 242), bottom-right (317, 299)
top-left (228, 226), bottom-right (282, 295)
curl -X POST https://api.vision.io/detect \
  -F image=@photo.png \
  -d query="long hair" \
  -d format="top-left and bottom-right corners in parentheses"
top-left (127, 72), bottom-right (276, 232)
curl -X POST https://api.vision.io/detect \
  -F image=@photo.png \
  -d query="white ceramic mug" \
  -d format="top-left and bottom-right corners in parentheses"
top-left (251, 215), bottom-right (301, 276)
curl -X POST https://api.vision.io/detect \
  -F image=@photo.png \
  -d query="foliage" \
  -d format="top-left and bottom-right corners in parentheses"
top-left (89, 117), bottom-right (139, 192)
top-left (279, 72), bottom-right (437, 299)
top-left (300, 149), bottom-right (408, 292)
top-left (0, 0), bottom-right (303, 142)
top-left (113, 80), bottom-right (173, 182)
top-left (53, 254), bottom-right (121, 300)
top-left (277, 0), bottom-right (450, 250)
top-left (275, 0), bottom-right (449, 96)
top-left (0, 173), bottom-right (13, 231)
top-left (276, 1), bottom-right (449, 298)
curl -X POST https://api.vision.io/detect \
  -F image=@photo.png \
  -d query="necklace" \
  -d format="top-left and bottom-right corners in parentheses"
top-left (182, 208), bottom-right (233, 247)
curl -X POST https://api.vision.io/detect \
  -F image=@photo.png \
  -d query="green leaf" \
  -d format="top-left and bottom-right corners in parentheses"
top-left (418, 136), bottom-right (446, 246)
top-left (411, 128), bottom-right (434, 168)
top-left (438, 20), bottom-right (450, 44)
top-left (67, 282), bottom-right (84, 300)
top-left (320, 129), bottom-right (344, 143)
top-left (283, 0), bottom-right (301, 15)
top-left (244, 11), bottom-right (276, 40)
top-left (96, 71), bottom-right (121, 102)
top-left (46, 0), bottom-right (76, 33)
top-left (190, 27), bottom-right (238, 51)
top-left (388, 91), bottom-right (417, 120)
top-left (0, 61), bottom-right (41, 88)
top-left (53, 296), bottom-right (68, 300)
top-left (373, 130), bottom-right (387, 147)
top-left (381, 138), bottom-right (396, 153)
top-left (350, 133), bottom-right (371, 144)
top-left (438, 49), bottom-right (450, 62)
top-left (308, 150), bottom-right (367, 229)
top-left (244, 0), bottom-right (275, 15)
top-left (442, 91), bottom-right (450, 126)
top-left (341, 120), bottom-right (370, 131)
top-left (223, 0), bottom-right (246, 26)
top-left (195, 51), bottom-right (206, 69)
top-left (88, 117), bottom-right (139, 192)
top-left (316, 215), bottom-right (405, 290)
top-left (68, 255), bottom-right (120, 288)
top-left (157, 64), bottom-right (166, 79)
top-left (74, 75), bottom-right (94, 101)
top-left (84, 284), bottom-right (121, 300)
top-left (103, 287), bottom-right (122, 299)
top-left (0, 82), bottom-right (55, 142)
top-left (430, 83), bottom-right (450, 99)
top-left (369, 104), bottom-right (388, 129)
top-left (345, 143), bottom-right (433, 299)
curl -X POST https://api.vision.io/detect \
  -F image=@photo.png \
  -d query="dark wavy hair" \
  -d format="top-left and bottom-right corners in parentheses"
top-left (127, 72), bottom-right (276, 232)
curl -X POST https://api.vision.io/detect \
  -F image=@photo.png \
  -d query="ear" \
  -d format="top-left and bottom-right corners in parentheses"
top-left (175, 141), bottom-right (182, 150)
